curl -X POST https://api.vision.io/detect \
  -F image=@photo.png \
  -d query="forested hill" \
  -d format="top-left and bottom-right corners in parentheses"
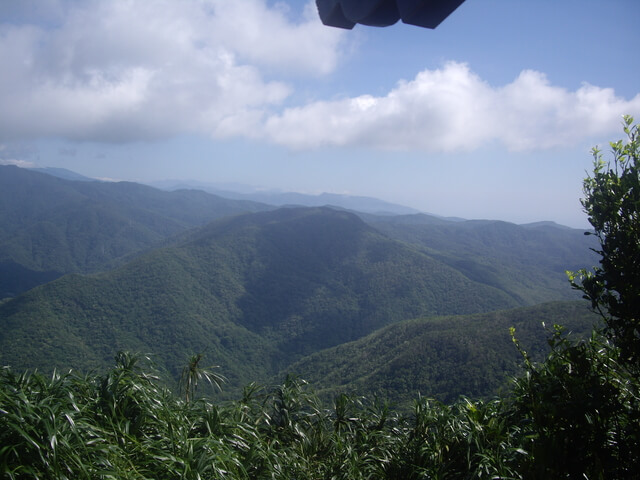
top-left (363, 213), bottom-right (597, 305)
top-left (0, 165), bottom-right (600, 401)
top-left (1, 205), bottom-right (595, 396)
top-left (0, 207), bottom-right (518, 387)
top-left (0, 165), bottom-right (270, 298)
top-left (286, 300), bottom-right (599, 405)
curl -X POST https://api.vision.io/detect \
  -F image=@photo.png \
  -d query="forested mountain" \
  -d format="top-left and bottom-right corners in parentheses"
top-left (0, 207), bottom-right (513, 385)
top-left (0, 165), bottom-right (269, 298)
top-left (286, 301), bottom-right (599, 405)
top-left (363, 213), bottom-right (597, 305)
top-left (0, 165), bottom-right (602, 403)
top-left (0, 204), bottom-right (597, 399)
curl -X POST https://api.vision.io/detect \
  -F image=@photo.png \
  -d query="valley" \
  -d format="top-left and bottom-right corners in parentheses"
top-left (0, 165), bottom-right (599, 404)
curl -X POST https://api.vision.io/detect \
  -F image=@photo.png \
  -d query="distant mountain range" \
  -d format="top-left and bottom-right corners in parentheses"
top-left (32, 167), bottom-right (97, 182)
top-left (0, 165), bottom-right (599, 404)
top-left (149, 179), bottom-right (424, 216)
top-left (0, 165), bottom-right (270, 297)
top-left (33, 168), bottom-right (439, 216)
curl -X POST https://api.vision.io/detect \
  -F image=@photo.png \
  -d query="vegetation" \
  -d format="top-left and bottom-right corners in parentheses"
top-left (511, 116), bottom-right (640, 478)
top-left (1, 120), bottom-right (639, 478)
top-left (2, 330), bottom-right (634, 479)
top-left (0, 205), bottom-right (594, 397)
top-left (366, 215), bottom-right (598, 305)
top-left (286, 301), bottom-right (598, 405)
top-left (2, 356), bottom-right (517, 479)
top-left (568, 115), bottom-right (640, 367)
top-left (180, 354), bottom-right (226, 403)
top-left (0, 165), bottom-right (268, 298)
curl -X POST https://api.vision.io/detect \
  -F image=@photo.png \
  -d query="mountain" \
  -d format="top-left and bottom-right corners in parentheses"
top-left (31, 167), bottom-right (96, 182)
top-left (0, 207), bottom-right (517, 387)
top-left (150, 179), bottom-right (421, 215)
top-left (0, 206), bottom-right (598, 399)
top-left (285, 300), bottom-right (600, 406)
top-left (362, 213), bottom-right (597, 305)
top-left (520, 220), bottom-right (576, 230)
top-left (0, 165), bottom-right (270, 298)
top-left (0, 168), bottom-right (601, 403)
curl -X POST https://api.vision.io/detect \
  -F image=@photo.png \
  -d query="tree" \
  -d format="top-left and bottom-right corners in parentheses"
top-left (568, 115), bottom-right (640, 367)
top-left (512, 117), bottom-right (640, 478)
top-left (179, 353), bottom-right (225, 403)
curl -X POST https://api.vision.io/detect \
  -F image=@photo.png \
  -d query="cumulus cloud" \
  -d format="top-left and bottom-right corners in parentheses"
top-left (263, 62), bottom-right (640, 152)
top-left (0, 159), bottom-right (36, 168)
top-left (1, 1), bottom-right (638, 153)
top-left (0, 0), bottom-right (345, 142)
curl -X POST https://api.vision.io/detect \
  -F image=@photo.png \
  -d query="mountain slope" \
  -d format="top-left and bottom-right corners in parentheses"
top-left (286, 301), bottom-right (600, 405)
top-left (0, 207), bottom-right (523, 392)
top-left (363, 214), bottom-right (598, 305)
top-left (32, 167), bottom-right (96, 181)
top-left (186, 208), bottom-right (520, 352)
top-left (0, 165), bottom-right (269, 297)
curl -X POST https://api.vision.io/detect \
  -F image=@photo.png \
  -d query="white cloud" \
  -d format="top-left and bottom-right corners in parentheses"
top-left (0, 158), bottom-right (36, 168)
top-left (1, 1), bottom-right (638, 154)
top-left (204, 1), bottom-right (343, 75)
top-left (0, 142), bottom-right (38, 167)
top-left (0, 0), bottom-right (345, 142)
top-left (263, 62), bottom-right (640, 152)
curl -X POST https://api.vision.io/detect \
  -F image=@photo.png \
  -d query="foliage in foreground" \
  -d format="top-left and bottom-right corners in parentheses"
top-left (569, 115), bottom-right (640, 367)
top-left (1, 342), bottom-right (638, 479)
top-left (0, 354), bottom-right (522, 479)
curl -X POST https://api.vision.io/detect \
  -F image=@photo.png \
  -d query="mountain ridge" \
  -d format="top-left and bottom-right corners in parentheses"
top-left (0, 166), bottom-right (601, 404)
top-left (0, 165), bottom-right (271, 298)
top-left (28, 165), bottom-right (585, 228)
top-left (285, 300), bottom-right (599, 405)
top-left (0, 205), bottom-right (595, 399)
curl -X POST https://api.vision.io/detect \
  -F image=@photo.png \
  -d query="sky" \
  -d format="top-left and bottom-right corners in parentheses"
top-left (1, 0), bottom-right (639, 228)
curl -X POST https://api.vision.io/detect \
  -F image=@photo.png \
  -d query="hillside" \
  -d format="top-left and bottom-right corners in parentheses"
top-left (0, 204), bottom-right (602, 400)
top-left (0, 206), bottom-right (529, 392)
top-left (363, 213), bottom-right (597, 305)
top-left (285, 301), bottom-right (600, 406)
top-left (0, 165), bottom-right (269, 298)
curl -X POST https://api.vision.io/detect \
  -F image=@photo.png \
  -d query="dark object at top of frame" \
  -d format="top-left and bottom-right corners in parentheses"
top-left (316, 0), bottom-right (466, 29)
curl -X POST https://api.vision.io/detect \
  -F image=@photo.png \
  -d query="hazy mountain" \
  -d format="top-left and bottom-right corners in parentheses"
top-left (0, 207), bottom-right (513, 385)
top-left (520, 220), bottom-right (578, 230)
top-left (31, 167), bottom-right (97, 182)
top-left (0, 167), bottom-right (602, 403)
top-left (0, 165), bottom-right (270, 298)
top-left (149, 179), bottom-right (421, 215)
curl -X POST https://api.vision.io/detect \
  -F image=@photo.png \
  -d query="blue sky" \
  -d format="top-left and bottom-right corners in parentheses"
top-left (1, 0), bottom-right (639, 227)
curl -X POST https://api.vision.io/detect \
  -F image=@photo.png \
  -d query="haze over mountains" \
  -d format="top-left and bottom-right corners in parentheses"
top-left (0, 165), bottom-right (599, 403)
top-left (149, 178), bottom-right (423, 216)
top-left (0, 165), bottom-right (269, 297)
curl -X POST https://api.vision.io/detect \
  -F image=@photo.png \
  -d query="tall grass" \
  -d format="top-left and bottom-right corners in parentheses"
top-left (2, 346), bottom-right (638, 479)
